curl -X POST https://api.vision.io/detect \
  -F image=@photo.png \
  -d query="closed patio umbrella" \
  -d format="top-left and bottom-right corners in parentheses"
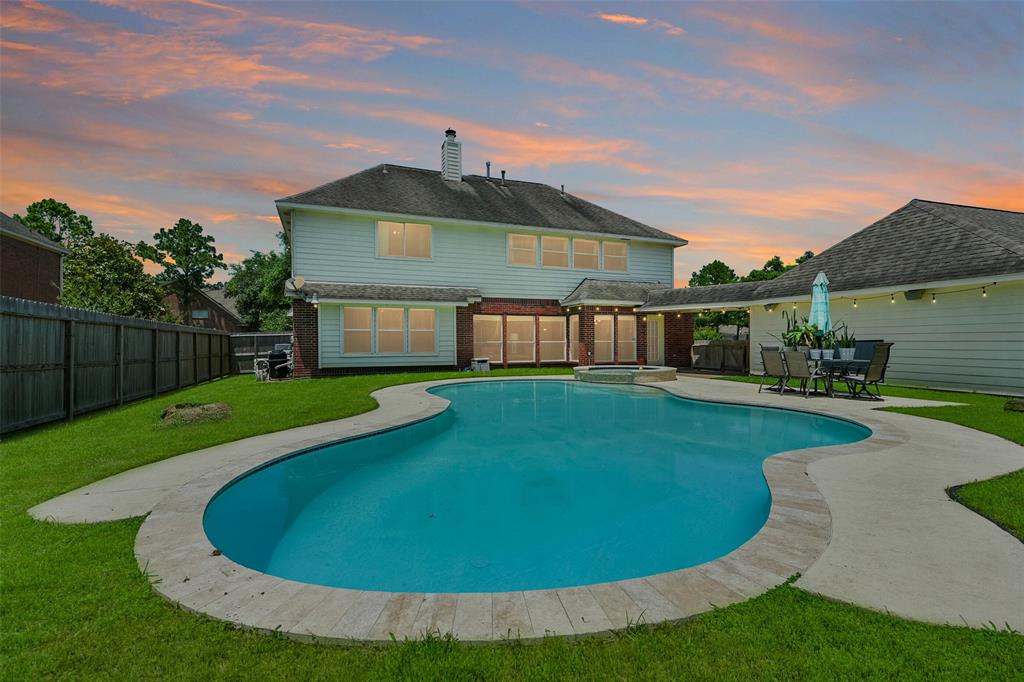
top-left (808, 271), bottom-right (832, 335)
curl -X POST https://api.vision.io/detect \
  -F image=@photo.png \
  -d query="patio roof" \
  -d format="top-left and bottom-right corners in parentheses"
top-left (561, 278), bottom-right (668, 306)
top-left (288, 281), bottom-right (482, 305)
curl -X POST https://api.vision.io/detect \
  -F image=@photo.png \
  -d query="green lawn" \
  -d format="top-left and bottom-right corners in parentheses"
top-left (715, 374), bottom-right (1024, 539)
top-left (3, 371), bottom-right (1022, 679)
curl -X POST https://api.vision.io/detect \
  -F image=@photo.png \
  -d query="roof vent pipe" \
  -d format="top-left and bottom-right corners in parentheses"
top-left (486, 161), bottom-right (491, 178)
top-left (500, 169), bottom-right (506, 185)
top-left (441, 129), bottom-right (462, 182)
top-left (561, 184), bottom-right (565, 195)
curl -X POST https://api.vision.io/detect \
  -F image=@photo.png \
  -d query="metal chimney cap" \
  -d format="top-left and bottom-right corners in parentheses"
top-left (444, 128), bottom-right (457, 137)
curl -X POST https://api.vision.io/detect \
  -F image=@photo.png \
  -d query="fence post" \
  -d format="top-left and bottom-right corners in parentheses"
top-left (151, 328), bottom-right (159, 397)
top-left (207, 333), bottom-right (213, 381)
top-left (175, 331), bottom-right (181, 389)
top-left (116, 324), bottom-right (125, 405)
top-left (64, 320), bottom-right (76, 421)
top-left (193, 331), bottom-right (198, 385)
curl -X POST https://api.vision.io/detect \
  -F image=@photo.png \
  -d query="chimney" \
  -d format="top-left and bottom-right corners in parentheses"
top-left (441, 128), bottom-right (462, 182)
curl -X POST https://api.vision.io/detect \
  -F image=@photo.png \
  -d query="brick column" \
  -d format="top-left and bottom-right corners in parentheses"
top-left (579, 308), bottom-right (595, 366)
top-left (456, 304), bottom-right (475, 369)
top-left (664, 312), bottom-right (695, 368)
top-left (636, 311), bottom-right (648, 365)
top-left (291, 300), bottom-right (319, 378)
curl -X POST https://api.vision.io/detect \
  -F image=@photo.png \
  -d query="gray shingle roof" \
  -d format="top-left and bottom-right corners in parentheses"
top-left (0, 212), bottom-right (69, 254)
top-left (643, 281), bottom-right (763, 308)
top-left (561, 278), bottom-right (668, 305)
top-left (202, 288), bottom-right (242, 321)
top-left (293, 281), bottom-right (481, 303)
top-left (278, 164), bottom-right (685, 244)
top-left (642, 200), bottom-right (1024, 309)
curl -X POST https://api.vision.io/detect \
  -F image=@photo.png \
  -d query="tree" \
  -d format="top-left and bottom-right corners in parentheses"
top-left (225, 234), bottom-right (292, 331)
top-left (689, 259), bottom-right (737, 287)
top-left (795, 250), bottom-right (814, 265)
top-left (61, 234), bottom-right (168, 319)
top-left (137, 218), bottom-right (225, 323)
top-left (14, 198), bottom-right (95, 247)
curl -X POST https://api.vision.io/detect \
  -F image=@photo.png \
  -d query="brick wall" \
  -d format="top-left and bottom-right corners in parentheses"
top-left (458, 298), bottom-right (565, 368)
top-left (0, 235), bottom-right (62, 304)
top-left (291, 299), bottom-right (319, 378)
top-left (664, 312), bottom-right (695, 368)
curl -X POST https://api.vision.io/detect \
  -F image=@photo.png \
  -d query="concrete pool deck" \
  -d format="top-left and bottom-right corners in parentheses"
top-left (30, 375), bottom-right (1024, 640)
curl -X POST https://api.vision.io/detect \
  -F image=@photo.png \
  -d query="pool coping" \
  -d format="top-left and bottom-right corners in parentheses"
top-left (135, 375), bottom-right (906, 643)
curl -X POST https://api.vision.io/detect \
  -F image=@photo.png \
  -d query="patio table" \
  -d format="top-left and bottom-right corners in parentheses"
top-left (818, 358), bottom-right (870, 397)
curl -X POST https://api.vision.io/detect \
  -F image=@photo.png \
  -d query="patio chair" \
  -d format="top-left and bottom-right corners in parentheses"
top-left (782, 350), bottom-right (829, 398)
top-left (758, 349), bottom-right (790, 393)
top-left (840, 342), bottom-right (893, 400)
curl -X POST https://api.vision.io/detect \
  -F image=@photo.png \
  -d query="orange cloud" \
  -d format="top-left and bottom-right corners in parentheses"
top-left (636, 62), bottom-right (800, 111)
top-left (343, 105), bottom-right (647, 171)
top-left (596, 11), bottom-right (685, 36)
top-left (724, 47), bottom-right (880, 108)
top-left (523, 55), bottom-right (660, 102)
top-left (691, 5), bottom-right (844, 49)
top-left (2, 0), bottom-right (429, 102)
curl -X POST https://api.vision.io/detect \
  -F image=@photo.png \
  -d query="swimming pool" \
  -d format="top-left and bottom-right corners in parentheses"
top-left (203, 381), bottom-right (869, 593)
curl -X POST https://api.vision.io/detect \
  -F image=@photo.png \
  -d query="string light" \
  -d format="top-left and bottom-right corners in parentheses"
top-left (890, 293), bottom-right (895, 304)
top-left (853, 299), bottom-right (857, 308)
top-left (982, 287), bottom-right (987, 298)
top-left (931, 294), bottom-right (937, 304)
top-left (833, 282), bottom-right (993, 308)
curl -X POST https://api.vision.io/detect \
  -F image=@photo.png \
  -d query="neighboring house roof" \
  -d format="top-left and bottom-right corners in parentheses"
top-left (641, 199), bottom-right (1024, 310)
top-left (0, 212), bottom-right (70, 255)
top-left (277, 164), bottom-right (686, 244)
top-left (561, 278), bottom-right (668, 306)
top-left (291, 281), bottom-right (482, 304)
top-left (643, 281), bottom-right (763, 309)
top-left (201, 288), bottom-right (242, 322)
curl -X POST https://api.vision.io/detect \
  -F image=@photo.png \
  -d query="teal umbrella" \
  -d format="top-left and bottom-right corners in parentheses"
top-left (808, 271), bottom-right (832, 335)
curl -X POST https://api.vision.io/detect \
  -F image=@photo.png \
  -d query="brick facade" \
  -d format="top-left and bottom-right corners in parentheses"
top-left (664, 311), bottom-right (695, 368)
top-left (0, 234), bottom-right (62, 304)
top-left (291, 299), bottom-right (319, 378)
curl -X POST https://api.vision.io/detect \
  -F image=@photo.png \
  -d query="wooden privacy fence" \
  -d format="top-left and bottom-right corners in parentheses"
top-left (1, 296), bottom-right (230, 435)
top-left (230, 332), bottom-right (292, 373)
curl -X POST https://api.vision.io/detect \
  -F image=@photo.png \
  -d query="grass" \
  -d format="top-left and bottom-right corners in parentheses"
top-left (3, 370), bottom-right (1023, 679)
top-left (715, 374), bottom-right (1024, 540)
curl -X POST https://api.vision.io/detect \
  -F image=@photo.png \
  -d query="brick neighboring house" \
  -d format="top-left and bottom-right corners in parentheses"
top-left (163, 287), bottom-right (249, 332)
top-left (0, 211), bottom-right (68, 304)
top-left (277, 129), bottom-right (696, 377)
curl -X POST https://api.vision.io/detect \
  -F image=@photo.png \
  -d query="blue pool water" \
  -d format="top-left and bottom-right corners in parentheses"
top-left (203, 381), bottom-right (869, 592)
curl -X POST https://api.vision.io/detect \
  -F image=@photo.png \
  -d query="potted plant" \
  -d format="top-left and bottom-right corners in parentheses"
top-left (772, 310), bottom-right (801, 350)
top-left (822, 330), bottom-right (838, 360)
top-left (836, 324), bottom-right (856, 360)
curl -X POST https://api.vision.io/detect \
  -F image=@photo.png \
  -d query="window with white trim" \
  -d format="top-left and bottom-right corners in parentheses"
top-left (541, 236), bottom-right (569, 268)
top-left (508, 234), bottom-right (538, 267)
top-left (409, 308), bottom-right (436, 353)
top-left (617, 315), bottom-right (637, 362)
top-left (568, 315), bottom-right (580, 362)
top-left (376, 308), bottom-right (405, 353)
top-left (506, 316), bottom-right (535, 362)
top-left (539, 316), bottom-right (566, 362)
top-left (594, 314), bottom-right (614, 363)
top-left (602, 241), bottom-right (628, 272)
top-left (573, 239), bottom-right (599, 270)
top-left (343, 307), bottom-right (372, 354)
top-left (473, 315), bottom-right (502, 362)
top-left (377, 221), bottom-right (432, 258)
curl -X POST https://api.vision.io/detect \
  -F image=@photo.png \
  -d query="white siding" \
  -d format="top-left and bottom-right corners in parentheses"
top-left (291, 209), bottom-right (675, 299)
top-left (318, 303), bottom-right (457, 368)
top-left (748, 278), bottom-right (1024, 395)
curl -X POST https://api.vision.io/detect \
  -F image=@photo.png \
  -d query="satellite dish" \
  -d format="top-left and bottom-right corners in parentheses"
top-left (293, 276), bottom-right (305, 290)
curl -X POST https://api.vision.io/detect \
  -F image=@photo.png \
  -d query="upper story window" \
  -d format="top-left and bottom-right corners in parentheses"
top-left (573, 239), bottom-right (599, 270)
top-left (377, 221), bottom-right (431, 259)
top-left (508, 234), bottom-right (538, 267)
top-left (603, 241), bottom-right (628, 272)
top-left (190, 309), bottom-right (209, 320)
top-left (541, 236), bottom-right (569, 268)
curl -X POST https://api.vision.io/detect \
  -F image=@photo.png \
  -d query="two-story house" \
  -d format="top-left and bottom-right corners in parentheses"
top-left (277, 130), bottom-right (693, 377)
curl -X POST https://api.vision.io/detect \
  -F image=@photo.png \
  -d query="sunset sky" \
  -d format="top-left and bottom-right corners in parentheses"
top-left (2, 0), bottom-right (1021, 285)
